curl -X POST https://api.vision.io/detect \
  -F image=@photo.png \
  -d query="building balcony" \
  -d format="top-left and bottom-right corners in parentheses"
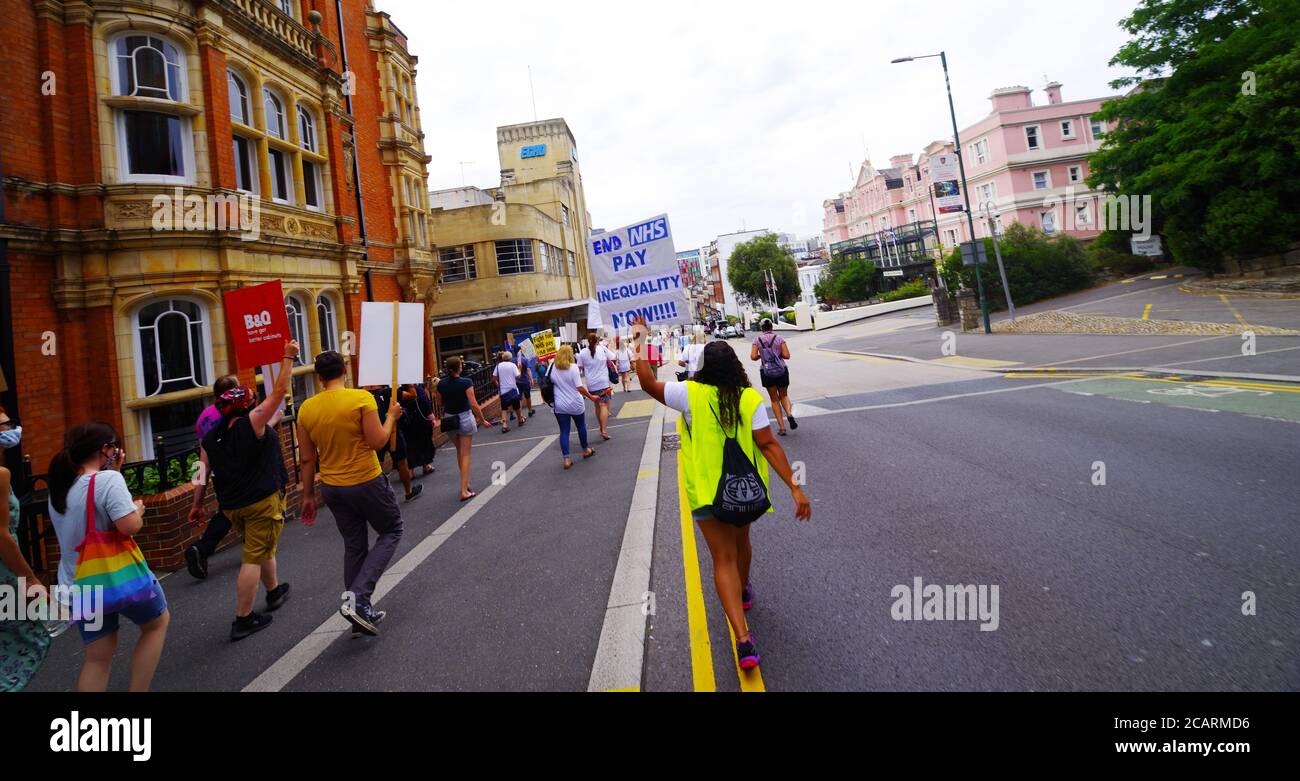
top-left (218, 0), bottom-right (318, 64)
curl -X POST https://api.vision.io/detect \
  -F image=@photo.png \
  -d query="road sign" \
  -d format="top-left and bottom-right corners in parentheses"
top-left (883, 270), bottom-right (905, 278)
top-left (1131, 235), bottom-right (1164, 257)
top-left (960, 241), bottom-right (988, 267)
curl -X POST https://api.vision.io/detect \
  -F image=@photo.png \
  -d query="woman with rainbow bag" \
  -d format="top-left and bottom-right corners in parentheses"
top-left (47, 422), bottom-right (169, 691)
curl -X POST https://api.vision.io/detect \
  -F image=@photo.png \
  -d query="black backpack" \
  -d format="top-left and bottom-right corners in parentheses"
top-left (538, 364), bottom-right (555, 405)
top-left (688, 403), bottom-right (770, 526)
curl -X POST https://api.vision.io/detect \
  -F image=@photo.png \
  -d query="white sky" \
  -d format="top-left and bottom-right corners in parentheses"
top-left (378, 0), bottom-right (1140, 250)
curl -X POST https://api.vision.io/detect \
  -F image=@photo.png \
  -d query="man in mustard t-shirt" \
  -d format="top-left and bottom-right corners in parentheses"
top-left (297, 351), bottom-right (404, 637)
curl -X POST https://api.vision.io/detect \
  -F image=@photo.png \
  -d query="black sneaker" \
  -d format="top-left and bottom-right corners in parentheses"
top-left (737, 633), bottom-right (761, 669)
top-left (788, 414), bottom-right (798, 430)
top-left (266, 582), bottom-right (291, 612)
top-left (404, 483), bottom-right (424, 503)
top-left (231, 611), bottom-right (273, 641)
top-left (185, 546), bottom-right (208, 580)
top-left (349, 605), bottom-right (386, 637)
top-left (341, 601), bottom-right (379, 637)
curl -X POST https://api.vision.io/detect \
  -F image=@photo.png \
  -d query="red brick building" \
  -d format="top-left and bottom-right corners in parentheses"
top-left (0, 0), bottom-right (438, 569)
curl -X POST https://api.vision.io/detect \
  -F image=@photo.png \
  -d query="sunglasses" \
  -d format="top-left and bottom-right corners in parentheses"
top-left (0, 418), bottom-right (17, 428)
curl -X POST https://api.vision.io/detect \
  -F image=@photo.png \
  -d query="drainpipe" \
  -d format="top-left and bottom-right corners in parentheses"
top-left (334, 0), bottom-right (373, 302)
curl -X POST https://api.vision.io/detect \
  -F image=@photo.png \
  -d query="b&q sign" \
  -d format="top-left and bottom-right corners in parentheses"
top-left (224, 280), bottom-right (292, 368)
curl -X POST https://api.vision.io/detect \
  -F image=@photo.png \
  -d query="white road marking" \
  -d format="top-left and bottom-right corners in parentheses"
top-left (588, 405), bottom-right (665, 692)
top-left (242, 434), bottom-right (558, 693)
top-left (798, 378), bottom-right (1090, 417)
top-left (1051, 335), bottom-right (1230, 366)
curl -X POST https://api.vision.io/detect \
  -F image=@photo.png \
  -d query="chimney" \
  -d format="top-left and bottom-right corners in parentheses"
top-left (989, 85), bottom-right (1033, 112)
top-left (1045, 81), bottom-right (1063, 105)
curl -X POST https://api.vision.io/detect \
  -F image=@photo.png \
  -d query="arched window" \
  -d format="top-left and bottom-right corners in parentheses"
top-left (316, 294), bottom-right (339, 354)
top-left (228, 70), bottom-right (249, 125)
top-left (284, 295), bottom-right (309, 366)
top-left (263, 87), bottom-right (286, 140)
top-left (296, 104), bottom-right (316, 152)
top-left (113, 35), bottom-right (183, 100)
top-left (135, 298), bottom-right (210, 397)
top-left (111, 34), bottom-right (191, 182)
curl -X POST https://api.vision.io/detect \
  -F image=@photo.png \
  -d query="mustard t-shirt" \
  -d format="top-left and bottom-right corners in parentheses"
top-left (297, 387), bottom-right (382, 487)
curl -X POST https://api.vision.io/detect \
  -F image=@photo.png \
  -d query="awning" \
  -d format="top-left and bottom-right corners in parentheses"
top-left (428, 298), bottom-right (598, 329)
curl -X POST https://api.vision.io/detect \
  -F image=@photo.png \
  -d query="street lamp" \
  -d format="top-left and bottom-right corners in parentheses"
top-left (981, 201), bottom-right (1016, 321)
top-left (892, 51), bottom-right (991, 333)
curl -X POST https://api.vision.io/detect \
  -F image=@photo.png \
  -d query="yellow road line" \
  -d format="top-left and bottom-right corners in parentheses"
top-left (603, 687), bottom-right (640, 692)
top-left (677, 453), bottom-right (716, 692)
top-left (1005, 372), bottom-right (1300, 393)
top-left (617, 399), bottom-right (656, 419)
top-left (1219, 294), bottom-right (1250, 327)
top-left (1142, 304), bottom-right (1153, 321)
top-left (726, 619), bottom-right (766, 692)
top-left (932, 355), bottom-right (1022, 369)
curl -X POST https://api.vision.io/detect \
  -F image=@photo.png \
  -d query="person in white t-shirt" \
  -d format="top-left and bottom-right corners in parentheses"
top-left (575, 332), bottom-right (616, 441)
top-left (678, 331), bottom-right (706, 380)
top-left (492, 352), bottom-right (524, 433)
top-left (614, 337), bottom-right (633, 393)
top-left (550, 345), bottom-right (598, 469)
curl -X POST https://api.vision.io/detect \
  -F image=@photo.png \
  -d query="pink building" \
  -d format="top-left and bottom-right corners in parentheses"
top-left (823, 81), bottom-right (1116, 278)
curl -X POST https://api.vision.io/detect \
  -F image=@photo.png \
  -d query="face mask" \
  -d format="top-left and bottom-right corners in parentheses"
top-left (0, 426), bottom-right (21, 450)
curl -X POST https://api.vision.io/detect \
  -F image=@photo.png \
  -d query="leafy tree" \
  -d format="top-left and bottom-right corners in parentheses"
top-left (726, 235), bottom-right (801, 307)
top-left (815, 253), bottom-right (876, 305)
top-left (1088, 0), bottom-right (1300, 272)
top-left (942, 223), bottom-right (1095, 309)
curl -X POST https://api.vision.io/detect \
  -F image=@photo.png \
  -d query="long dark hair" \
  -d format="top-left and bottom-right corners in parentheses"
top-left (692, 341), bottom-right (751, 433)
top-left (587, 332), bottom-right (599, 357)
top-left (48, 421), bottom-right (118, 514)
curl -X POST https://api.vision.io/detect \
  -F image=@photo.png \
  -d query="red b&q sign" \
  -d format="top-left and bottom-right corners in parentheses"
top-left (224, 280), bottom-right (291, 368)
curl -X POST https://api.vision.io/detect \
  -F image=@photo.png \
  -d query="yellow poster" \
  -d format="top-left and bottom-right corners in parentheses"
top-left (531, 330), bottom-right (557, 361)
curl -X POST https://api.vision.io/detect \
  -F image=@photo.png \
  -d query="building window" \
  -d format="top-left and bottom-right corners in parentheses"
top-left (232, 136), bottom-right (258, 193)
top-left (1025, 125), bottom-right (1041, 151)
top-left (944, 228), bottom-right (959, 247)
top-left (284, 295), bottom-right (310, 367)
top-left (1069, 165), bottom-right (1083, 183)
top-left (977, 182), bottom-right (996, 206)
top-left (1075, 204), bottom-right (1091, 227)
top-left (135, 298), bottom-right (210, 397)
top-left (268, 148), bottom-right (291, 203)
top-left (538, 242), bottom-right (551, 273)
top-left (907, 208), bottom-right (917, 223)
top-left (111, 35), bottom-right (191, 183)
top-left (972, 138), bottom-right (988, 165)
top-left (278, 0), bottom-right (296, 17)
top-left (228, 70), bottom-right (250, 126)
top-left (302, 159), bottom-right (321, 209)
top-left (438, 332), bottom-right (487, 368)
top-left (1091, 119), bottom-right (1105, 139)
top-left (439, 245), bottom-right (477, 283)
top-left (1061, 120), bottom-right (1075, 139)
top-left (1041, 210), bottom-right (1057, 234)
top-left (562, 205), bottom-right (570, 226)
top-left (567, 250), bottom-right (576, 276)
top-left (263, 88), bottom-right (286, 140)
top-left (1032, 171), bottom-right (1050, 190)
top-left (316, 294), bottom-right (339, 353)
top-left (495, 240), bottom-right (535, 275)
top-left (297, 105), bottom-right (317, 152)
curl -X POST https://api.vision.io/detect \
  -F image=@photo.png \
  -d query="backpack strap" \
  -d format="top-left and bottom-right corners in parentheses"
top-left (83, 472), bottom-right (99, 536)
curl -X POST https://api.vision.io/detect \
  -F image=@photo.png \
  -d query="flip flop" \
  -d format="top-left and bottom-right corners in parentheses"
top-left (459, 491), bottom-right (477, 502)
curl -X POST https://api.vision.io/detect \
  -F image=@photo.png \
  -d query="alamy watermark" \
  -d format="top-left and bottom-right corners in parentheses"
top-left (0, 579), bottom-right (104, 632)
top-left (891, 576), bottom-right (999, 631)
top-left (151, 188), bottom-right (261, 241)
top-left (1040, 186), bottom-right (1153, 240)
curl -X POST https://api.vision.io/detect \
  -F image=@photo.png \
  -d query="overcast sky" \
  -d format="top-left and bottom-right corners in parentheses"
top-left (379, 0), bottom-right (1141, 250)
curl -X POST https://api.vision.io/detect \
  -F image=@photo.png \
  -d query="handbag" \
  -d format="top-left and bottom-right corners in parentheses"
top-left (537, 365), bottom-right (555, 405)
top-left (71, 472), bottom-right (156, 620)
top-left (607, 360), bottom-right (619, 385)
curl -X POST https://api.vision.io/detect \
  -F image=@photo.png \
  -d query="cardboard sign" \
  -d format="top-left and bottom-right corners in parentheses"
top-left (518, 338), bottom-right (537, 362)
top-left (531, 330), bottom-right (557, 362)
top-left (589, 214), bottom-right (687, 330)
top-left (357, 302), bottom-right (425, 387)
top-left (224, 281), bottom-right (291, 368)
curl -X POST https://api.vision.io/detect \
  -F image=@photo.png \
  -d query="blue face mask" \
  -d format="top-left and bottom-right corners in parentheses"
top-left (0, 426), bottom-right (21, 450)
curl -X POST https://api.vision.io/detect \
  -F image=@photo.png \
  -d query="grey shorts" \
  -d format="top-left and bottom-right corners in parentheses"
top-left (456, 410), bottom-right (477, 436)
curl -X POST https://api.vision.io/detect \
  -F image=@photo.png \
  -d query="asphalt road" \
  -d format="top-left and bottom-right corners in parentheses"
top-left (23, 324), bottom-right (1300, 692)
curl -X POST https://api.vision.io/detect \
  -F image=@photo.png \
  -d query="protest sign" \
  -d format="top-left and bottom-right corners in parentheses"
top-left (357, 302), bottom-right (425, 387)
top-left (224, 281), bottom-right (291, 368)
top-left (531, 330), bottom-right (557, 362)
top-left (589, 214), bottom-right (688, 330)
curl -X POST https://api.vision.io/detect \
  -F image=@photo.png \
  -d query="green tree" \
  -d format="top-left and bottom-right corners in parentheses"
top-left (726, 234), bottom-right (801, 308)
top-left (1088, 0), bottom-right (1300, 272)
top-left (941, 223), bottom-right (1095, 309)
top-left (815, 253), bottom-right (876, 305)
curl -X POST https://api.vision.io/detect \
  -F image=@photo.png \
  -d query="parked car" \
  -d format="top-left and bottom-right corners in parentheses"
top-left (722, 324), bottom-right (743, 339)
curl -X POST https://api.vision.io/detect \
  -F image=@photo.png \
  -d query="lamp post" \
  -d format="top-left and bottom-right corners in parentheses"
top-left (981, 200), bottom-right (1016, 321)
top-left (892, 51), bottom-right (990, 333)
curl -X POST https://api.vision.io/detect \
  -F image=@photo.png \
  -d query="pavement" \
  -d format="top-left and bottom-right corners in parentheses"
top-left (23, 301), bottom-right (1300, 692)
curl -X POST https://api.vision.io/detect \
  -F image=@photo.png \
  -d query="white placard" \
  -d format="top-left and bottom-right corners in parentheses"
top-left (260, 362), bottom-right (287, 415)
top-left (589, 213), bottom-right (688, 330)
top-left (358, 302), bottom-right (425, 387)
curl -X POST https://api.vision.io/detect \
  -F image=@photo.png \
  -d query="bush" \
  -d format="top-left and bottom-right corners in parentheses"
top-left (1086, 242), bottom-right (1156, 277)
top-left (942, 223), bottom-right (1096, 311)
top-left (879, 278), bottom-right (930, 303)
top-left (782, 311), bottom-right (797, 324)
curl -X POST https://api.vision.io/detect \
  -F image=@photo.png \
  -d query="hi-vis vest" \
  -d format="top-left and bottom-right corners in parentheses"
top-left (676, 382), bottom-right (772, 513)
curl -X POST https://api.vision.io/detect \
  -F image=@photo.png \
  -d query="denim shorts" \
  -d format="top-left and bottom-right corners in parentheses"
top-left (78, 580), bottom-right (168, 645)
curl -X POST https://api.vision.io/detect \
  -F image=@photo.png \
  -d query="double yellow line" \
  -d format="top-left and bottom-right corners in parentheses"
top-left (678, 453), bottom-right (765, 692)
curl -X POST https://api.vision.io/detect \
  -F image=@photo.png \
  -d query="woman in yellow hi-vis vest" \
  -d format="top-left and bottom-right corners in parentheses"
top-left (631, 316), bottom-right (811, 669)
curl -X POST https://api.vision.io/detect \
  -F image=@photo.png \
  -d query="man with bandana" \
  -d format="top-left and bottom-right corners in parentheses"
top-left (193, 341), bottom-right (299, 641)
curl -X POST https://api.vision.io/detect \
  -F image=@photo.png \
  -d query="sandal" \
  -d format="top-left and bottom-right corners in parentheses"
top-left (601, 433), bottom-right (611, 441)
top-left (582, 448), bottom-right (596, 459)
top-left (459, 491), bottom-right (477, 502)
top-left (563, 459), bottom-right (573, 470)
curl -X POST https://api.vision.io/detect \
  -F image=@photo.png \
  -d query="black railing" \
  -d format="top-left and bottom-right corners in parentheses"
top-left (120, 435), bottom-right (201, 496)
